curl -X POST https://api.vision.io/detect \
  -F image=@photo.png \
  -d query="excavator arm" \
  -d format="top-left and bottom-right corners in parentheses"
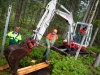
top-left (33, 2), bottom-right (75, 44)
top-left (33, 0), bottom-right (57, 42)
top-left (55, 9), bottom-right (75, 45)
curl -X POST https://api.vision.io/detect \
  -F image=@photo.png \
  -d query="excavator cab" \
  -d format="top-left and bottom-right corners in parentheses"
top-left (63, 22), bottom-right (93, 51)
top-left (52, 21), bottom-right (93, 55)
top-left (74, 22), bottom-right (93, 46)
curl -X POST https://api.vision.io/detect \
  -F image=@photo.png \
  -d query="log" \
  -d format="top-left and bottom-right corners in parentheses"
top-left (51, 46), bottom-right (67, 56)
top-left (0, 64), bottom-right (9, 70)
top-left (17, 62), bottom-right (50, 75)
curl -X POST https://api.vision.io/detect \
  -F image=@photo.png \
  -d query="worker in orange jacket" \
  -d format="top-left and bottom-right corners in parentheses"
top-left (79, 26), bottom-right (87, 34)
top-left (79, 26), bottom-right (87, 43)
top-left (43, 29), bottom-right (58, 64)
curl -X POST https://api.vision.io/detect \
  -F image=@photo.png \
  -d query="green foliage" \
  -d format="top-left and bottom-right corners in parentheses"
top-left (91, 66), bottom-right (100, 75)
top-left (50, 51), bottom-right (90, 75)
top-left (19, 47), bottom-right (44, 67)
top-left (87, 46), bottom-right (100, 53)
top-left (55, 34), bottom-right (64, 44)
top-left (0, 56), bottom-right (8, 66)
top-left (29, 47), bottom-right (44, 63)
top-left (52, 60), bottom-right (89, 75)
top-left (93, 19), bottom-right (100, 46)
top-left (80, 55), bottom-right (95, 66)
top-left (20, 27), bottom-right (33, 39)
top-left (94, 19), bottom-right (100, 27)
top-left (0, 30), bottom-right (4, 53)
top-left (19, 56), bottom-right (31, 67)
top-left (33, 4), bottom-right (45, 11)
top-left (0, 68), bottom-right (12, 75)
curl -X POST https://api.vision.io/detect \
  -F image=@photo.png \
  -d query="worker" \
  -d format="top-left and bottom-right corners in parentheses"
top-left (79, 26), bottom-right (87, 34)
top-left (43, 29), bottom-right (58, 64)
top-left (79, 26), bottom-right (87, 43)
top-left (7, 27), bottom-right (22, 45)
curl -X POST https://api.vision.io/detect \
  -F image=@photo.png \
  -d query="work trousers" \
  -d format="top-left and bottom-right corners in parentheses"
top-left (44, 38), bottom-right (55, 61)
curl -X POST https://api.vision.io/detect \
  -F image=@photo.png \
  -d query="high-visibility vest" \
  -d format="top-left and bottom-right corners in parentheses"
top-left (46, 33), bottom-right (58, 41)
top-left (7, 31), bottom-right (22, 45)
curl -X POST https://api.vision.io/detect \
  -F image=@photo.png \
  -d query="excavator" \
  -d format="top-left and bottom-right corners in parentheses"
top-left (4, 0), bottom-right (93, 74)
top-left (52, 21), bottom-right (93, 55)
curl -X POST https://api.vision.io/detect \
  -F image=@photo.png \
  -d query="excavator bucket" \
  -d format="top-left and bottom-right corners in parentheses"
top-left (4, 37), bottom-right (36, 74)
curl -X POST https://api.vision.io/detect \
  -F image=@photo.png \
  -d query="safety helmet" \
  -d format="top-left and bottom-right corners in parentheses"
top-left (53, 29), bottom-right (57, 34)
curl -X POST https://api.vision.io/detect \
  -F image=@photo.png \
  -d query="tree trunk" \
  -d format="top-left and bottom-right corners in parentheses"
top-left (69, 0), bottom-right (74, 13)
top-left (94, 8), bottom-right (99, 19)
top-left (90, 27), bottom-right (99, 46)
top-left (39, 0), bottom-right (47, 18)
top-left (14, 0), bottom-right (23, 27)
top-left (1, 7), bottom-right (6, 20)
top-left (28, 11), bottom-right (34, 31)
top-left (21, 0), bottom-right (28, 22)
top-left (93, 53), bottom-right (100, 68)
top-left (1, 5), bottom-right (12, 56)
top-left (96, 3), bottom-right (100, 19)
top-left (86, 0), bottom-right (96, 23)
top-left (82, 0), bottom-right (93, 22)
top-left (0, 0), bottom-right (7, 20)
top-left (75, 0), bottom-right (100, 60)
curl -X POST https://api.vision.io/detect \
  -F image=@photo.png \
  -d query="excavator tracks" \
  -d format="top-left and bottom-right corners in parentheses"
top-left (51, 45), bottom-right (90, 56)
